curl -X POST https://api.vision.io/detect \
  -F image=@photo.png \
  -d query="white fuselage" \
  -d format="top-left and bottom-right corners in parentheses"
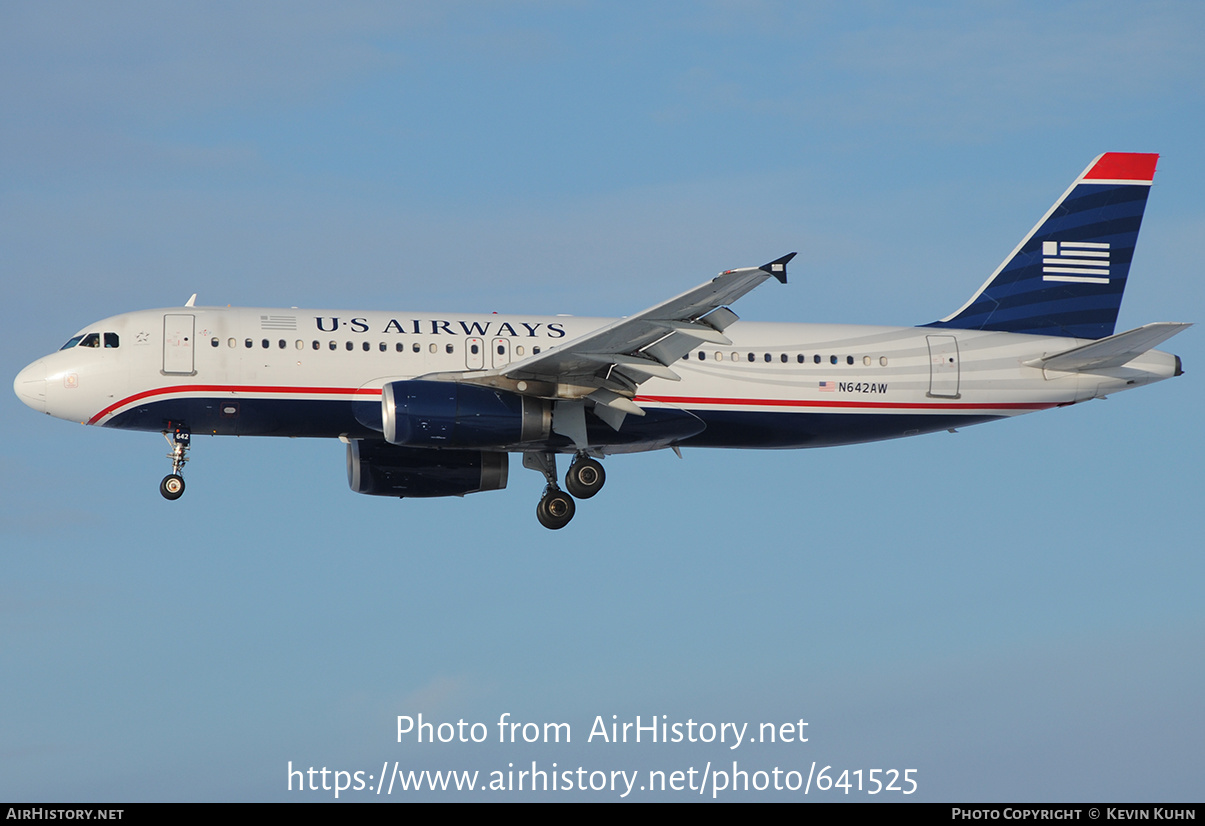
top-left (13, 305), bottom-right (1180, 452)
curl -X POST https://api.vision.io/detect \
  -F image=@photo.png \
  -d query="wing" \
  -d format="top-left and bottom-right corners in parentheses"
top-left (496, 253), bottom-right (795, 422)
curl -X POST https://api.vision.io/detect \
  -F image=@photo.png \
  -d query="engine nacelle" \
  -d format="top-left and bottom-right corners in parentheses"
top-left (382, 380), bottom-right (550, 448)
top-left (347, 440), bottom-right (508, 498)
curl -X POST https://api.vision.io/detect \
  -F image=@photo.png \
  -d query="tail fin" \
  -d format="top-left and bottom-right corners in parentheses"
top-left (927, 153), bottom-right (1158, 339)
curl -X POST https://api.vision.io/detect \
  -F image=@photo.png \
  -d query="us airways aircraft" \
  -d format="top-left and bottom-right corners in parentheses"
top-left (12, 153), bottom-right (1190, 528)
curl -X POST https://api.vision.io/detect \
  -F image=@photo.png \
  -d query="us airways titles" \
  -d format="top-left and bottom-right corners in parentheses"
top-left (313, 317), bottom-right (568, 337)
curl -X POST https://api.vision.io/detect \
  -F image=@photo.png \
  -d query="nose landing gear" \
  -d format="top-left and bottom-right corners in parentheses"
top-left (160, 426), bottom-right (190, 501)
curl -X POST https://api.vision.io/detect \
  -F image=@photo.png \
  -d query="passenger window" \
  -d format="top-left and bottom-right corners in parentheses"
top-left (362, 341), bottom-right (370, 352)
top-left (747, 353), bottom-right (755, 363)
top-left (470, 343), bottom-right (480, 355)
top-left (296, 340), bottom-right (304, 350)
top-left (797, 354), bottom-right (804, 363)
top-left (430, 343), bottom-right (438, 354)
top-left (880, 356), bottom-right (888, 366)
top-left (764, 353), bottom-right (771, 363)
top-left (346, 341), bottom-right (353, 351)
top-left (312, 341), bottom-right (320, 350)
top-left (262, 339), bottom-right (269, 349)
top-left (106, 333), bottom-right (120, 348)
top-left (813, 354), bottom-right (821, 364)
top-left (533, 346), bottom-right (541, 355)
top-left (396, 343), bottom-right (404, 353)
top-left (210, 337), bottom-right (219, 347)
top-left (847, 355), bottom-right (854, 365)
top-left (863, 356), bottom-right (871, 366)
top-left (329, 341), bottom-right (337, 351)
top-left (446, 343), bottom-right (454, 354)
top-left (279, 339), bottom-right (287, 349)
top-left (412, 343), bottom-right (421, 353)
top-left (379, 342), bottom-right (386, 352)
top-left (228, 338), bottom-right (237, 348)
top-left (245, 339), bottom-right (253, 348)
top-left (515, 345), bottom-right (525, 356)
top-left (830, 355), bottom-right (838, 364)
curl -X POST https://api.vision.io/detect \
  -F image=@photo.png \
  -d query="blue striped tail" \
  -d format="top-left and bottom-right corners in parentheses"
top-left (927, 153), bottom-right (1158, 340)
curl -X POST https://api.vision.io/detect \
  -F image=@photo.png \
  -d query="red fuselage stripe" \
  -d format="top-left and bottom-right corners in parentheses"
top-left (88, 383), bottom-right (1061, 425)
top-left (88, 384), bottom-right (381, 424)
top-left (635, 394), bottom-right (1059, 411)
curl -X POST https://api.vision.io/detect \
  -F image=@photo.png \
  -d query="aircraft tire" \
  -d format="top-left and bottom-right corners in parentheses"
top-left (160, 474), bottom-right (185, 501)
top-left (536, 490), bottom-right (575, 530)
top-left (565, 457), bottom-right (605, 499)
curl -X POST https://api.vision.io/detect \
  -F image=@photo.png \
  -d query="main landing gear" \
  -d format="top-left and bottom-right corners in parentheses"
top-left (159, 426), bottom-right (190, 501)
top-left (524, 452), bottom-right (607, 530)
top-left (565, 455), bottom-right (605, 499)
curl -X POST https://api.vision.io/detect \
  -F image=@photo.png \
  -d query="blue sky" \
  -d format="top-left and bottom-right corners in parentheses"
top-left (3, 2), bottom-right (1202, 801)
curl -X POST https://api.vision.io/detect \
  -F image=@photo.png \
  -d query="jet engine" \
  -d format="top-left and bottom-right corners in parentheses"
top-left (346, 439), bottom-right (508, 498)
top-left (381, 380), bottom-right (550, 448)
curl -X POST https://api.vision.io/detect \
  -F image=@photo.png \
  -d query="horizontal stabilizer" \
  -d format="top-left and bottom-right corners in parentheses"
top-left (1028, 322), bottom-right (1191, 372)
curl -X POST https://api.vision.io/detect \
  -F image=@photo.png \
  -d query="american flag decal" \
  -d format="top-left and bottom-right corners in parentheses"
top-left (260, 315), bottom-right (298, 330)
top-left (818, 381), bottom-right (836, 392)
top-left (1042, 241), bottom-right (1110, 284)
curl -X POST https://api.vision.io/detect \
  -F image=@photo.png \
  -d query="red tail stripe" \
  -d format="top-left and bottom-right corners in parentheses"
top-left (1083, 152), bottom-right (1158, 182)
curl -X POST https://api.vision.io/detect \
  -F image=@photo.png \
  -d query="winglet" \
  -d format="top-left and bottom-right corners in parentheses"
top-left (760, 252), bottom-right (796, 284)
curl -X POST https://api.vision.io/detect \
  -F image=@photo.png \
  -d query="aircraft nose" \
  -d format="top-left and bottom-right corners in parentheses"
top-left (13, 359), bottom-right (47, 413)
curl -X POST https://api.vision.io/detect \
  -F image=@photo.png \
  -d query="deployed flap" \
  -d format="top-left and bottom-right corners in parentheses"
top-left (498, 253), bottom-right (795, 393)
top-left (552, 400), bottom-right (588, 449)
top-left (1029, 322), bottom-right (1191, 371)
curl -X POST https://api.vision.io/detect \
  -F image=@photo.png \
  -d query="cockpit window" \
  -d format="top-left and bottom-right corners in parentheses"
top-left (59, 335), bottom-right (85, 350)
top-left (104, 333), bottom-right (119, 348)
top-left (79, 333), bottom-right (101, 348)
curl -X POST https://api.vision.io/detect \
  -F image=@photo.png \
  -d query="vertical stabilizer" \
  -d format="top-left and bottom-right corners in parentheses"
top-left (927, 153), bottom-right (1158, 339)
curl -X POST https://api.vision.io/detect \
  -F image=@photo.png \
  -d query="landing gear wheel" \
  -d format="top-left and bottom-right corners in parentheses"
top-left (536, 489), bottom-right (576, 530)
top-left (160, 427), bottom-right (191, 500)
top-left (160, 474), bottom-right (185, 501)
top-left (565, 456), bottom-right (606, 499)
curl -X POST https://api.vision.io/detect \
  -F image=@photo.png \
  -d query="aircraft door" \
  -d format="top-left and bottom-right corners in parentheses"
top-left (491, 337), bottom-right (511, 369)
top-left (163, 314), bottom-right (196, 375)
top-left (465, 337), bottom-right (485, 370)
top-left (926, 335), bottom-right (960, 398)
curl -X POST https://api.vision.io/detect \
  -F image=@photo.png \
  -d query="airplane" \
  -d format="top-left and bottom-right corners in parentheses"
top-left (12, 152), bottom-right (1190, 529)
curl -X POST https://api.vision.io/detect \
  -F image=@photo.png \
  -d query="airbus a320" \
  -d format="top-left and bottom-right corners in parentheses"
top-left (13, 153), bottom-right (1189, 528)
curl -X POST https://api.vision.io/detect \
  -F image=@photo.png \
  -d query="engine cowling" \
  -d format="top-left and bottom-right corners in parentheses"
top-left (382, 380), bottom-right (550, 448)
top-left (347, 439), bottom-right (508, 498)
